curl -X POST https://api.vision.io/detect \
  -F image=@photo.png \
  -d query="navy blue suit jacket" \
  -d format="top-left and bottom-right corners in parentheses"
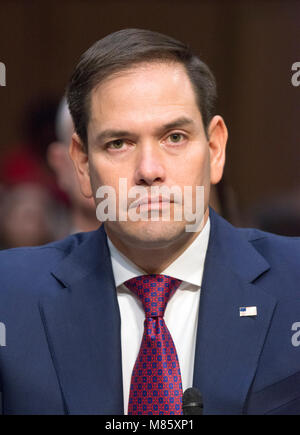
top-left (1, 208), bottom-right (300, 415)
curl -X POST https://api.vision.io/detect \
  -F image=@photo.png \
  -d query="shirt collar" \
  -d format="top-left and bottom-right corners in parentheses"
top-left (107, 217), bottom-right (210, 288)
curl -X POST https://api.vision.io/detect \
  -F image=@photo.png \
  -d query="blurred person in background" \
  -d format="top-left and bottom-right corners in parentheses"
top-left (0, 183), bottom-right (62, 249)
top-left (0, 97), bottom-right (71, 248)
top-left (0, 98), bottom-right (59, 190)
top-left (47, 98), bottom-right (99, 233)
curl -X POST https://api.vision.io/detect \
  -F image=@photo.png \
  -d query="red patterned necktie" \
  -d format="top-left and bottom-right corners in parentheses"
top-left (124, 274), bottom-right (183, 415)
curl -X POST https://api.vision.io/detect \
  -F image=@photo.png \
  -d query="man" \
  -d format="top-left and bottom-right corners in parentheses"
top-left (0, 29), bottom-right (300, 415)
top-left (47, 98), bottom-right (99, 234)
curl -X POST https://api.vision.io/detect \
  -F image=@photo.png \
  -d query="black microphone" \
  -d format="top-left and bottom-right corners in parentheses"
top-left (182, 387), bottom-right (203, 415)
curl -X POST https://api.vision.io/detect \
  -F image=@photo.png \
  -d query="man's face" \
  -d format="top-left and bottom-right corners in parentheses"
top-left (71, 62), bottom-right (227, 250)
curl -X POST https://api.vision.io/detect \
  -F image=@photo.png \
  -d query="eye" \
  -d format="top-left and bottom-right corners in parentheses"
top-left (106, 139), bottom-right (126, 150)
top-left (166, 133), bottom-right (186, 144)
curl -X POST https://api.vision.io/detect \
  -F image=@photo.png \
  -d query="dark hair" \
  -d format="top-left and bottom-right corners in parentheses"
top-left (66, 28), bottom-right (217, 148)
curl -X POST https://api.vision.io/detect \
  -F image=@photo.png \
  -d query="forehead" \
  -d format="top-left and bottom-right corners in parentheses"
top-left (89, 62), bottom-right (202, 131)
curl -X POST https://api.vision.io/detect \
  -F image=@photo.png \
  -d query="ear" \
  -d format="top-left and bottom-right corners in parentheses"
top-left (69, 133), bottom-right (93, 198)
top-left (207, 115), bottom-right (228, 185)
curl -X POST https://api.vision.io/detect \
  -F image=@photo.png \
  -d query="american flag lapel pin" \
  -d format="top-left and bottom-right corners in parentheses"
top-left (239, 306), bottom-right (257, 317)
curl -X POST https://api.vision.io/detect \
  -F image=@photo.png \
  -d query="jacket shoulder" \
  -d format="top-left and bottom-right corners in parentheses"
top-left (0, 231), bottom-right (94, 295)
top-left (241, 227), bottom-right (300, 264)
top-left (236, 227), bottom-right (300, 293)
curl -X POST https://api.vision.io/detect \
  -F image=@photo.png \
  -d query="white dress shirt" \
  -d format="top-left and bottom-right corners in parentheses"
top-left (107, 218), bottom-right (210, 414)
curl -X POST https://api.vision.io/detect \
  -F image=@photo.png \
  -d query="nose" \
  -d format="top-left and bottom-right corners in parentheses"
top-left (134, 142), bottom-right (166, 186)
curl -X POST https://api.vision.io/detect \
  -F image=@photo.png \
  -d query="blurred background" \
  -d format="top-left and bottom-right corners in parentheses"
top-left (0, 0), bottom-right (299, 248)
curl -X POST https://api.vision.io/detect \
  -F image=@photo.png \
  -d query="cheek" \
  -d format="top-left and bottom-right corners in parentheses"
top-left (88, 159), bottom-right (130, 207)
top-left (88, 163), bottom-right (100, 190)
top-left (88, 156), bottom-right (112, 187)
top-left (176, 148), bottom-right (210, 187)
top-left (88, 162), bottom-right (109, 200)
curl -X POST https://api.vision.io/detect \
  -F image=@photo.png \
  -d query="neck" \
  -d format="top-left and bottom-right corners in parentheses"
top-left (107, 209), bottom-right (209, 274)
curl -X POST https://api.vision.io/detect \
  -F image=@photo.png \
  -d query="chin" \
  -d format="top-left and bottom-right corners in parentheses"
top-left (107, 220), bottom-right (188, 248)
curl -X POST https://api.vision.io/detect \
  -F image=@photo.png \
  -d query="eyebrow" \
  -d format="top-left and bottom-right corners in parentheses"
top-left (161, 116), bottom-right (195, 131)
top-left (95, 129), bottom-right (132, 144)
top-left (94, 116), bottom-right (195, 144)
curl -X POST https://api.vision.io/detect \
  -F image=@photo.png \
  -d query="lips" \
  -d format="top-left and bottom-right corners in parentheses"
top-left (129, 195), bottom-right (174, 210)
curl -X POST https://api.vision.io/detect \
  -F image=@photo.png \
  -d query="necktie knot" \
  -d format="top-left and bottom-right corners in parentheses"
top-left (124, 274), bottom-right (182, 318)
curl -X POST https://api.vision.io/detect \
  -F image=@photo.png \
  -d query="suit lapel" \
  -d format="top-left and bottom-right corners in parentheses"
top-left (193, 209), bottom-right (277, 414)
top-left (39, 226), bottom-right (124, 415)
